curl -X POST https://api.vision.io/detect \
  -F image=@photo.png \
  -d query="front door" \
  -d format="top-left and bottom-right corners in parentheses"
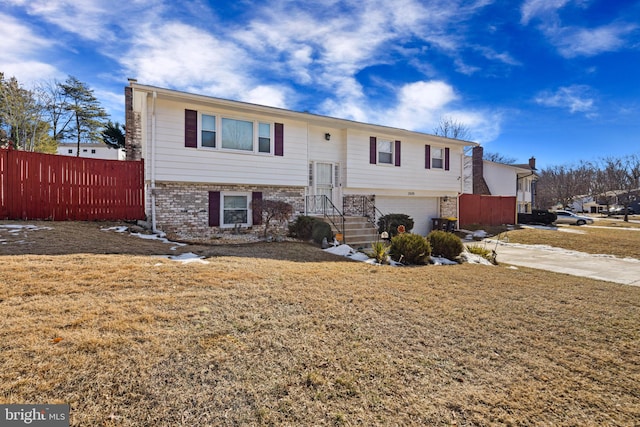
top-left (309, 162), bottom-right (338, 213)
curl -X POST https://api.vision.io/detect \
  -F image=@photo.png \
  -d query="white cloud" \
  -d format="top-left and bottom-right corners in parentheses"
top-left (0, 12), bottom-right (61, 84)
top-left (534, 85), bottom-right (596, 116)
top-left (5, 0), bottom-right (166, 42)
top-left (120, 22), bottom-right (256, 101)
top-left (520, 0), bottom-right (638, 58)
top-left (552, 24), bottom-right (638, 58)
top-left (520, 0), bottom-right (571, 25)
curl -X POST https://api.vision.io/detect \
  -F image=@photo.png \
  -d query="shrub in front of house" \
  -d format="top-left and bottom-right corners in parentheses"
top-left (377, 213), bottom-right (415, 238)
top-left (389, 233), bottom-right (431, 265)
top-left (311, 220), bottom-right (333, 245)
top-left (288, 215), bottom-right (318, 240)
top-left (428, 230), bottom-right (463, 261)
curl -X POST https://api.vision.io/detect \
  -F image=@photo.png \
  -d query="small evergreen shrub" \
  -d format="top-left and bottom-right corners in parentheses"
top-left (377, 213), bottom-right (415, 237)
top-left (389, 233), bottom-right (431, 265)
top-left (311, 220), bottom-right (333, 245)
top-left (428, 230), bottom-right (464, 261)
top-left (288, 215), bottom-right (317, 240)
top-left (369, 241), bottom-right (390, 264)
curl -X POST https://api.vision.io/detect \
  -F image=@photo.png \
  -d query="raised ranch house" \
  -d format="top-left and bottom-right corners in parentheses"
top-left (125, 81), bottom-right (476, 245)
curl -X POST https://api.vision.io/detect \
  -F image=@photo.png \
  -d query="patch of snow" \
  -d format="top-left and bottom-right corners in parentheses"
top-left (430, 256), bottom-right (459, 265)
top-left (129, 232), bottom-right (187, 251)
top-left (324, 244), bottom-right (356, 257)
top-left (459, 252), bottom-right (494, 265)
top-left (159, 252), bottom-right (210, 264)
top-left (0, 224), bottom-right (52, 233)
top-left (101, 226), bottom-right (128, 233)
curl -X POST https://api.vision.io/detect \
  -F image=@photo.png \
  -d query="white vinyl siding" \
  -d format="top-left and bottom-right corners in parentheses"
top-left (345, 130), bottom-right (462, 193)
top-left (145, 99), bottom-right (308, 187)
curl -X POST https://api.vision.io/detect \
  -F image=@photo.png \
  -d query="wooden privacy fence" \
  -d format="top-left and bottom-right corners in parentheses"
top-left (458, 194), bottom-right (516, 226)
top-left (0, 149), bottom-right (145, 221)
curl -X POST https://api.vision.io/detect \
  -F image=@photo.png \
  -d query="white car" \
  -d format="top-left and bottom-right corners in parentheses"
top-left (553, 210), bottom-right (594, 226)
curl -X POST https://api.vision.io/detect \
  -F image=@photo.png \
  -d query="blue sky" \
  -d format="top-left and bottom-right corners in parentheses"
top-left (2, 0), bottom-right (639, 169)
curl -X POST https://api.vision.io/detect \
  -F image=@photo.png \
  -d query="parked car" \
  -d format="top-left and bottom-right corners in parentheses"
top-left (553, 210), bottom-right (594, 225)
top-left (609, 207), bottom-right (635, 215)
top-left (518, 209), bottom-right (557, 225)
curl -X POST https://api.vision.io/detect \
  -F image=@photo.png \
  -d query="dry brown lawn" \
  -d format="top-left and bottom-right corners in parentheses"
top-left (1, 221), bottom-right (639, 426)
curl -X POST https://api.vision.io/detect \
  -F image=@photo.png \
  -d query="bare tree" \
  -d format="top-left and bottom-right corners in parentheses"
top-left (603, 155), bottom-right (640, 221)
top-left (536, 162), bottom-right (593, 209)
top-left (433, 116), bottom-right (471, 141)
top-left (483, 151), bottom-right (517, 164)
top-left (39, 79), bottom-right (73, 143)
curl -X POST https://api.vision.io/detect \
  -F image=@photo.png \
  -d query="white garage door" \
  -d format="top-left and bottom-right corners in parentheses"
top-left (375, 196), bottom-right (439, 236)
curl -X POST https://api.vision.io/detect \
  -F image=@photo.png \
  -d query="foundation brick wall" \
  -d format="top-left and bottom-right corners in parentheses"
top-left (151, 182), bottom-right (305, 240)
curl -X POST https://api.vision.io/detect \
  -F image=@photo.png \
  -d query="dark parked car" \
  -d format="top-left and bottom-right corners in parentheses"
top-left (517, 209), bottom-right (557, 225)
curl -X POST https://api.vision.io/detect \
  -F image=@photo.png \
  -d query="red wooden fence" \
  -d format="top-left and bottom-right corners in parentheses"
top-left (458, 194), bottom-right (516, 226)
top-left (0, 149), bottom-right (145, 221)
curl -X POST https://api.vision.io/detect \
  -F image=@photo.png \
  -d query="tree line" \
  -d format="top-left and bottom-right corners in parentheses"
top-left (536, 155), bottom-right (640, 217)
top-left (0, 73), bottom-right (124, 155)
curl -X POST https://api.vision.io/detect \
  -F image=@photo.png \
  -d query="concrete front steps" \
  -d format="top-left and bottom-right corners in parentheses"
top-left (318, 215), bottom-right (378, 249)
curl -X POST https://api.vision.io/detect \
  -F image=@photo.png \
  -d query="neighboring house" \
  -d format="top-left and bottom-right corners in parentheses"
top-left (464, 146), bottom-right (538, 213)
top-left (570, 190), bottom-right (640, 213)
top-left (124, 81), bottom-right (476, 243)
top-left (57, 143), bottom-right (125, 160)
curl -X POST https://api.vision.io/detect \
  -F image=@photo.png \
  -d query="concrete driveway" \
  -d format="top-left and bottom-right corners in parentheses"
top-left (484, 239), bottom-right (640, 287)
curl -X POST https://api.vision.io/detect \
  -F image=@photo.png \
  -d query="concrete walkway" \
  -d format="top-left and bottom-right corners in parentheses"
top-left (484, 239), bottom-right (640, 287)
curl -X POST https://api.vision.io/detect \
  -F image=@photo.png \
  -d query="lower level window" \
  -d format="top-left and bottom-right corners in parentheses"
top-left (223, 195), bottom-right (248, 225)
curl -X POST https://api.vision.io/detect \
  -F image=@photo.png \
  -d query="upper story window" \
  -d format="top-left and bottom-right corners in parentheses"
top-left (222, 118), bottom-right (253, 151)
top-left (377, 140), bottom-right (393, 164)
top-left (432, 148), bottom-right (444, 169)
top-left (258, 123), bottom-right (271, 153)
top-left (202, 114), bottom-right (216, 148)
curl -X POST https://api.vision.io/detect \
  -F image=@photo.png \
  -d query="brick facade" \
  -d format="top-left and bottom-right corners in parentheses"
top-left (440, 196), bottom-right (458, 219)
top-left (152, 182), bottom-right (305, 240)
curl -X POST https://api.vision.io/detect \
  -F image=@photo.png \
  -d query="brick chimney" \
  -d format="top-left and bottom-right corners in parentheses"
top-left (472, 146), bottom-right (491, 195)
top-left (125, 83), bottom-right (142, 161)
top-left (529, 156), bottom-right (536, 170)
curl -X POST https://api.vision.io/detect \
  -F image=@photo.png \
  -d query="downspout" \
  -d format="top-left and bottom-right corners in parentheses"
top-left (151, 91), bottom-right (158, 233)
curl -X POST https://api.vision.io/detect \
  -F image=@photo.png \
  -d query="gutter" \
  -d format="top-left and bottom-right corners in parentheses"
top-left (151, 91), bottom-right (158, 233)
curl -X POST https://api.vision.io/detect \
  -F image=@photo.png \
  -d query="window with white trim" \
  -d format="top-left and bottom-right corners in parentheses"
top-left (222, 194), bottom-right (249, 226)
top-left (222, 118), bottom-right (253, 151)
top-left (258, 123), bottom-right (271, 153)
top-left (432, 148), bottom-right (444, 169)
top-left (202, 114), bottom-right (216, 147)
top-left (377, 139), bottom-right (393, 164)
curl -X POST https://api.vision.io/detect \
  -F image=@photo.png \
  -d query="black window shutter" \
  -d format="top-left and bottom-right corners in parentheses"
top-left (252, 192), bottom-right (263, 225)
top-left (425, 145), bottom-right (431, 169)
top-left (208, 191), bottom-right (220, 226)
top-left (445, 147), bottom-right (450, 171)
top-left (369, 137), bottom-right (377, 164)
top-left (274, 123), bottom-right (284, 156)
top-left (185, 109), bottom-right (198, 148)
top-left (394, 140), bottom-right (401, 167)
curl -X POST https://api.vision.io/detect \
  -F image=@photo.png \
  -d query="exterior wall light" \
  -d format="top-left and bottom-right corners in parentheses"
top-left (324, 133), bottom-right (331, 141)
